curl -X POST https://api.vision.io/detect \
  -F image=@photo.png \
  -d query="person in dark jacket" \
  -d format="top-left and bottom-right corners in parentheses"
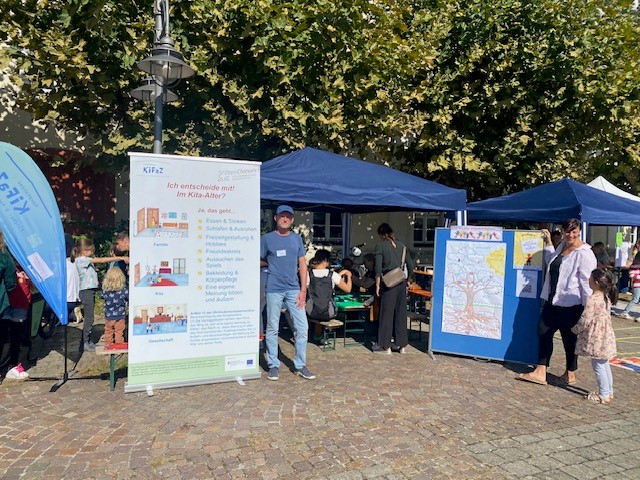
top-left (373, 223), bottom-right (414, 354)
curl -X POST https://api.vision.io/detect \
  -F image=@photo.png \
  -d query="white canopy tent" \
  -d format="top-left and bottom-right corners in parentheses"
top-left (587, 176), bottom-right (640, 202)
top-left (587, 176), bottom-right (639, 265)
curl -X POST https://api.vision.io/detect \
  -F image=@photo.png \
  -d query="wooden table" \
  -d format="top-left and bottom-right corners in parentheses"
top-left (413, 268), bottom-right (433, 275)
top-left (407, 287), bottom-right (431, 342)
top-left (408, 287), bottom-right (432, 300)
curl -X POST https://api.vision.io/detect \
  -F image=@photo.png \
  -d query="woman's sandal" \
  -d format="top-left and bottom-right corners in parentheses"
top-left (586, 392), bottom-right (611, 405)
top-left (518, 372), bottom-right (547, 385)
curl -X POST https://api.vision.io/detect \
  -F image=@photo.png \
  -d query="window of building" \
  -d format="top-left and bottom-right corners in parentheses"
top-left (312, 212), bottom-right (342, 243)
top-left (413, 214), bottom-right (439, 246)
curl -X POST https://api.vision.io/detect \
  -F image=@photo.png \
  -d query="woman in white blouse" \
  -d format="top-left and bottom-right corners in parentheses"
top-left (520, 219), bottom-right (597, 386)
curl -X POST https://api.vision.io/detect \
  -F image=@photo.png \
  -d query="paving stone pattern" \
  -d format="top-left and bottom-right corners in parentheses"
top-left (1, 311), bottom-right (639, 479)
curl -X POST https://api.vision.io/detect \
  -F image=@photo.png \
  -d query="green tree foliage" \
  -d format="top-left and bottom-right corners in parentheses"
top-left (1, 0), bottom-right (638, 197)
top-left (405, 0), bottom-right (640, 199)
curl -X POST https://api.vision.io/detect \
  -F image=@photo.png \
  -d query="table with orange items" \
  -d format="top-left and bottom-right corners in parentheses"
top-left (407, 282), bottom-right (431, 344)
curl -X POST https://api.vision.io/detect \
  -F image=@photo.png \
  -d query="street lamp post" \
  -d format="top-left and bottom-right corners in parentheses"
top-left (131, 0), bottom-right (194, 154)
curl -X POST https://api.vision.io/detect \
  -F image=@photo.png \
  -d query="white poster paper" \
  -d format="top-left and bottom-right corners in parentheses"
top-left (513, 231), bottom-right (544, 270)
top-left (615, 242), bottom-right (630, 268)
top-left (515, 270), bottom-right (538, 299)
top-left (125, 153), bottom-right (261, 392)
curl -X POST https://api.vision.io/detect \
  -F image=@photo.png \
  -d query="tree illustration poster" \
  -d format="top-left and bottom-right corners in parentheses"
top-left (442, 241), bottom-right (506, 340)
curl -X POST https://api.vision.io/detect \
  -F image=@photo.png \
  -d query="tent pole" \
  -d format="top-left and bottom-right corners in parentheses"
top-left (457, 210), bottom-right (468, 226)
top-left (581, 222), bottom-right (588, 242)
top-left (342, 213), bottom-right (352, 260)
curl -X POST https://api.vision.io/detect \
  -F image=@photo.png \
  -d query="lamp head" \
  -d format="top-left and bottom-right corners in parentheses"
top-left (137, 36), bottom-right (195, 80)
top-left (130, 77), bottom-right (179, 103)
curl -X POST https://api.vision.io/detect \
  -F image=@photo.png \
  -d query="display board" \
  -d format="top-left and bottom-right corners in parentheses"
top-left (430, 228), bottom-right (543, 364)
top-left (126, 153), bottom-right (261, 392)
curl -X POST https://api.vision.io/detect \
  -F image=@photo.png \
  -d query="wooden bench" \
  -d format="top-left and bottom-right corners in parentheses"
top-left (308, 318), bottom-right (344, 351)
top-left (96, 346), bottom-right (128, 391)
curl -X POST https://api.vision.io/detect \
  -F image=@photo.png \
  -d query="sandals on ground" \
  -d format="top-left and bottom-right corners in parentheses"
top-left (586, 392), bottom-right (611, 405)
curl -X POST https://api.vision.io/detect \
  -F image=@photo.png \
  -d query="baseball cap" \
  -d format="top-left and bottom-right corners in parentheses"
top-left (275, 205), bottom-right (294, 215)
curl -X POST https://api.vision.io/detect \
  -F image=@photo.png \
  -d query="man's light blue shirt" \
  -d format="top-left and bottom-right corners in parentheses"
top-left (260, 231), bottom-right (305, 293)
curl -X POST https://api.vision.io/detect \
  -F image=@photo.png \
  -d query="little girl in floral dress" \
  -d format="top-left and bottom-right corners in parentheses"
top-left (571, 268), bottom-right (618, 404)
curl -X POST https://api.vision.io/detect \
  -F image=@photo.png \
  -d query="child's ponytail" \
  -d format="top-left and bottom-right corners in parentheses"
top-left (72, 237), bottom-right (95, 262)
top-left (592, 268), bottom-right (618, 306)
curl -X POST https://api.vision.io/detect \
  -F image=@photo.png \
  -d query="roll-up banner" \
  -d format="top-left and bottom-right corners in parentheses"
top-left (126, 153), bottom-right (261, 393)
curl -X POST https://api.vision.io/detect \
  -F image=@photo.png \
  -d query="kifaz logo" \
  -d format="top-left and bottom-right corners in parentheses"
top-left (142, 165), bottom-right (164, 174)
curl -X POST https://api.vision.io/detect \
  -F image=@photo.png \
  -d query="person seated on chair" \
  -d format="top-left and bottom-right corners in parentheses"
top-left (308, 250), bottom-right (352, 344)
top-left (340, 258), bottom-right (359, 279)
top-left (352, 253), bottom-right (376, 296)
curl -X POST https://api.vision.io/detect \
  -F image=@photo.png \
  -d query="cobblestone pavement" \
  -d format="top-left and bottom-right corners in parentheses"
top-left (1, 307), bottom-right (639, 480)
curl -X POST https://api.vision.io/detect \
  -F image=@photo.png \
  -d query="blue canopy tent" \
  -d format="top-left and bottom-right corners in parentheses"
top-left (261, 147), bottom-right (466, 213)
top-left (466, 178), bottom-right (640, 227)
top-left (261, 147), bottom-right (467, 254)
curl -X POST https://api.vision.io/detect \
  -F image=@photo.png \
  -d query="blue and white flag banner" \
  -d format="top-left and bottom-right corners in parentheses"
top-left (0, 142), bottom-right (67, 324)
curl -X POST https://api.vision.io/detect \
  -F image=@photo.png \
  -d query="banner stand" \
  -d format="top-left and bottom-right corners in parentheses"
top-left (125, 372), bottom-right (261, 394)
top-left (50, 325), bottom-right (77, 392)
top-left (0, 143), bottom-right (69, 390)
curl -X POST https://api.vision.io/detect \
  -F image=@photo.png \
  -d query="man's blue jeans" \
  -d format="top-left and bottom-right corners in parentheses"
top-left (265, 290), bottom-right (308, 370)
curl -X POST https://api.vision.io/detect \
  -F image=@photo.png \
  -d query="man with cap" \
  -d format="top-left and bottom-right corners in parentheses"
top-left (260, 205), bottom-right (315, 380)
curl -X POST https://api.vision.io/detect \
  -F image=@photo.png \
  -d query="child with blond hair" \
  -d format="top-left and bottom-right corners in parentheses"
top-left (100, 267), bottom-right (128, 345)
top-left (72, 237), bottom-right (128, 351)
